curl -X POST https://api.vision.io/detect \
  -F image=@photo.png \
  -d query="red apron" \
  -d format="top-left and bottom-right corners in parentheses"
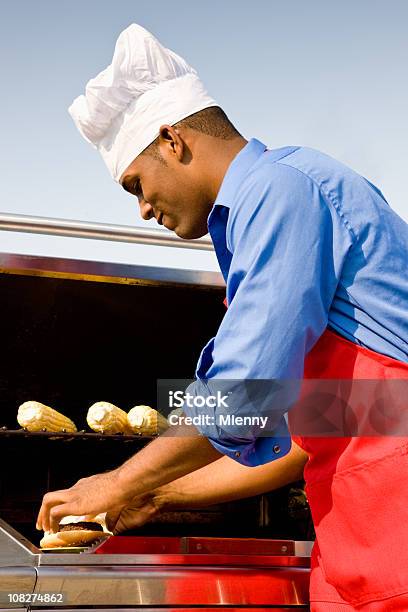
top-left (293, 328), bottom-right (408, 610)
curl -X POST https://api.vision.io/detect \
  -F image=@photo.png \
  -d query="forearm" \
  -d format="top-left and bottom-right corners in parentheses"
top-left (116, 425), bottom-right (222, 500)
top-left (155, 440), bottom-right (308, 510)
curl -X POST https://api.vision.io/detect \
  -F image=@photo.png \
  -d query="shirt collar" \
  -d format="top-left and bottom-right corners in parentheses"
top-left (213, 138), bottom-right (267, 209)
top-left (207, 138), bottom-right (267, 283)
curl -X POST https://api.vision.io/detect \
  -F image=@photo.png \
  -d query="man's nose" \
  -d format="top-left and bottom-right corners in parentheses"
top-left (139, 199), bottom-right (154, 221)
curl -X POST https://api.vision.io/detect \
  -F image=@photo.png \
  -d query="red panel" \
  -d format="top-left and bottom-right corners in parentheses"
top-left (186, 537), bottom-right (295, 555)
top-left (92, 536), bottom-right (310, 569)
top-left (94, 536), bottom-right (182, 554)
top-left (94, 536), bottom-right (295, 556)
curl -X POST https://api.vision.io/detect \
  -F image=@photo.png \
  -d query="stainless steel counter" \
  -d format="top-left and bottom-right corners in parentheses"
top-left (0, 520), bottom-right (311, 609)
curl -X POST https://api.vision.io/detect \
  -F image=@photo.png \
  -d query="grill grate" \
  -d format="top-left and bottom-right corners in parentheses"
top-left (0, 427), bottom-right (156, 442)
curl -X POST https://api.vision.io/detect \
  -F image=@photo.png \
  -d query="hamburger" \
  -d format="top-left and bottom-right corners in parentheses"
top-left (40, 513), bottom-right (111, 549)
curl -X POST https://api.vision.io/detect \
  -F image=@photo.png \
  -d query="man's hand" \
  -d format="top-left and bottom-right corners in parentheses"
top-left (106, 491), bottom-right (162, 534)
top-left (37, 429), bottom-right (221, 535)
top-left (36, 470), bottom-right (130, 534)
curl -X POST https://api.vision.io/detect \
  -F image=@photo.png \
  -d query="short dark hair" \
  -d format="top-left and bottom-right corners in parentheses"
top-left (141, 106), bottom-right (241, 162)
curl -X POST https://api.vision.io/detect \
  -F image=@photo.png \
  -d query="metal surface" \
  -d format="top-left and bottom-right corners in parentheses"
top-left (40, 552), bottom-right (310, 568)
top-left (0, 213), bottom-right (213, 250)
top-left (34, 564), bottom-right (309, 607)
top-left (0, 520), bottom-right (39, 567)
top-left (39, 536), bottom-right (312, 568)
top-left (37, 609), bottom-right (308, 611)
top-left (0, 522), bottom-right (311, 608)
top-left (0, 252), bottom-right (224, 287)
top-left (0, 566), bottom-right (37, 600)
top-left (294, 540), bottom-right (314, 558)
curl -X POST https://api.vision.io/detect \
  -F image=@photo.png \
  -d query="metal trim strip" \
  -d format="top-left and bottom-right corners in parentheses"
top-left (0, 253), bottom-right (224, 288)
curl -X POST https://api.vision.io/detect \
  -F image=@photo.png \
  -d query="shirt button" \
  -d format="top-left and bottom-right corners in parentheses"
top-left (235, 451), bottom-right (241, 458)
top-left (273, 444), bottom-right (281, 454)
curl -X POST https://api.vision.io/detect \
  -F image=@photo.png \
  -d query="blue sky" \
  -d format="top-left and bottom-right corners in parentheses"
top-left (1, 0), bottom-right (407, 262)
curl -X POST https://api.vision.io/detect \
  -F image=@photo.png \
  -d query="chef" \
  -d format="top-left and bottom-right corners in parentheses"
top-left (37, 24), bottom-right (408, 610)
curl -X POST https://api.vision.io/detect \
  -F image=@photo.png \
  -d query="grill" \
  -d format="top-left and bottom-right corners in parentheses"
top-left (0, 221), bottom-right (312, 609)
top-left (0, 519), bottom-right (311, 610)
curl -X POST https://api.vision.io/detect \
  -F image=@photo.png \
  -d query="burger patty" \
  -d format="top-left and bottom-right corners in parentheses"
top-left (59, 522), bottom-right (103, 532)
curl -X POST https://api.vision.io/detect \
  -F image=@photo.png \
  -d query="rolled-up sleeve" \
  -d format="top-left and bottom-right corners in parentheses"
top-left (183, 162), bottom-right (353, 466)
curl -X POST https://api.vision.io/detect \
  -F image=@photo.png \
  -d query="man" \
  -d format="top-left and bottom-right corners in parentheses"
top-left (37, 24), bottom-right (408, 610)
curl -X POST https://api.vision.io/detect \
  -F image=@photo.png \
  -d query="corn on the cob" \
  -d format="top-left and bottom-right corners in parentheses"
top-left (17, 401), bottom-right (77, 433)
top-left (87, 402), bottom-right (132, 434)
top-left (127, 405), bottom-right (168, 435)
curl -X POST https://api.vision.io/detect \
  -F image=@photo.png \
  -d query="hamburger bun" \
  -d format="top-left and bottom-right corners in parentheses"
top-left (40, 514), bottom-right (111, 549)
top-left (40, 528), bottom-right (106, 548)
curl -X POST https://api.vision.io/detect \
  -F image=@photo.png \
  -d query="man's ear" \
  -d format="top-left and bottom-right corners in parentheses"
top-left (158, 124), bottom-right (184, 161)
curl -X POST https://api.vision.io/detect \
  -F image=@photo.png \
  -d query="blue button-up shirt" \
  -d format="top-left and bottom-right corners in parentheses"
top-left (183, 138), bottom-right (408, 466)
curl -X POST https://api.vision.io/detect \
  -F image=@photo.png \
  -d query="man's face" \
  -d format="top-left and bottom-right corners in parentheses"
top-left (120, 130), bottom-right (213, 239)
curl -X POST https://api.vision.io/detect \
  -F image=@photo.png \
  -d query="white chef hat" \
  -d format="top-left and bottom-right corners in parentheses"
top-left (68, 24), bottom-right (218, 182)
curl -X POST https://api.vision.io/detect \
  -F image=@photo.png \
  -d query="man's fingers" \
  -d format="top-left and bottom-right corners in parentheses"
top-left (49, 503), bottom-right (77, 534)
top-left (36, 490), bottom-right (72, 533)
top-left (36, 471), bottom-right (123, 535)
top-left (36, 491), bottom-right (60, 531)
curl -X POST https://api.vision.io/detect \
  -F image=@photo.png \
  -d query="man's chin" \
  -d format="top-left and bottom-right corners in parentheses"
top-left (175, 226), bottom-right (208, 240)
